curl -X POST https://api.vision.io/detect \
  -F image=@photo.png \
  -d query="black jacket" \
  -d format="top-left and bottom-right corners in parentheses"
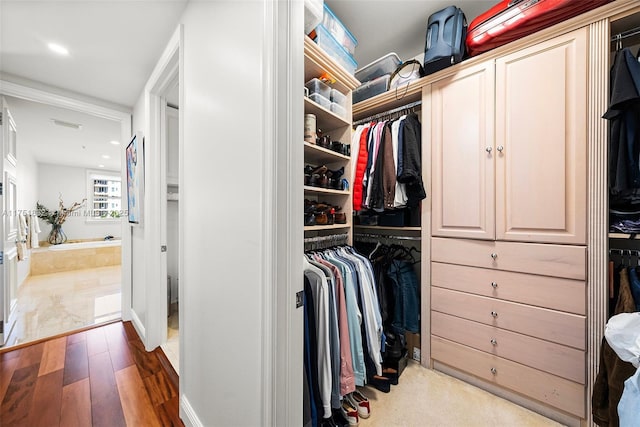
top-left (397, 113), bottom-right (426, 207)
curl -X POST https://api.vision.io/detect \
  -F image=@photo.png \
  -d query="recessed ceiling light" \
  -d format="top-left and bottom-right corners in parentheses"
top-left (98, 164), bottom-right (105, 168)
top-left (101, 154), bottom-right (111, 159)
top-left (48, 43), bottom-right (69, 56)
top-left (109, 140), bottom-right (120, 145)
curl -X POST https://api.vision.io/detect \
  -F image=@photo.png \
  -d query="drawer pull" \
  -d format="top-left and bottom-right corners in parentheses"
top-left (491, 253), bottom-right (498, 260)
top-left (491, 311), bottom-right (498, 318)
top-left (497, 145), bottom-right (504, 152)
top-left (491, 282), bottom-right (498, 289)
top-left (485, 146), bottom-right (492, 153)
top-left (490, 339), bottom-right (497, 346)
top-left (490, 367), bottom-right (497, 375)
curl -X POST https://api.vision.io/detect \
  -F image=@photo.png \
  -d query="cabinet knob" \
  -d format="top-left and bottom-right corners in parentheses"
top-left (491, 338), bottom-right (497, 346)
top-left (491, 253), bottom-right (498, 260)
top-left (497, 145), bottom-right (504, 152)
top-left (491, 282), bottom-right (498, 289)
top-left (491, 367), bottom-right (497, 375)
top-left (491, 311), bottom-right (498, 318)
top-left (485, 146), bottom-right (492, 153)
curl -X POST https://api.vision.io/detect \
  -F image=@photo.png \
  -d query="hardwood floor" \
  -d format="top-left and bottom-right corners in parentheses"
top-left (0, 321), bottom-right (182, 426)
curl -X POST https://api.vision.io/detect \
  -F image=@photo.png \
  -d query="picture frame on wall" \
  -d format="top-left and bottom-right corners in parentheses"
top-left (126, 133), bottom-right (144, 225)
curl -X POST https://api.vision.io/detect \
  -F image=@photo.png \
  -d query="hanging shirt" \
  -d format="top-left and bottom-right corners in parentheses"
top-left (302, 257), bottom-right (332, 419)
top-left (307, 258), bottom-right (341, 409)
top-left (392, 117), bottom-right (408, 208)
top-left (312, 256), bottom-right (356, 396)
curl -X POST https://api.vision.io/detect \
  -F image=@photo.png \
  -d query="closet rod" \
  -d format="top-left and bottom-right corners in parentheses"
top-left (353, 100), bottom-right (422, 126)
top-left (354, 232), bottom-right (421, 242)
top-left (611, 26), bottom-right (640, 42)
top-left (303, 233), bottom-right (349, 244)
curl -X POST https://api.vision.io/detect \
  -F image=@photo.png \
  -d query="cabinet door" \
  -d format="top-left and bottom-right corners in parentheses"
top-left (495, 28), bottom-right (587, 244)
top-left (431, 61), bottom-right (495, 240)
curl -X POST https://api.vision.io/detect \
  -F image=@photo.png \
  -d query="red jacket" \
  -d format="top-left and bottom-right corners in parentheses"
top-left (353, 125), bottom-right (371, 211)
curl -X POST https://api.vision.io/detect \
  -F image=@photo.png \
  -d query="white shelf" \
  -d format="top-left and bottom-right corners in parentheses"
top-left (304, 97), bottom-right (350, 131)
top-left (354, 225), bottom-right (421, 232)
top-left (304, 186), bottom-right (349, 196)
top-left (304, 224), bottom-right (350, 232)
top-left (304, 142), bottom-right (349, 164)
top-left (609, 233), bottom-right (638, 239)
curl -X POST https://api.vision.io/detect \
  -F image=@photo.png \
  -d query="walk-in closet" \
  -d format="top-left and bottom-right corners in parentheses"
top-left (302, 1), bottom-right (640, 426)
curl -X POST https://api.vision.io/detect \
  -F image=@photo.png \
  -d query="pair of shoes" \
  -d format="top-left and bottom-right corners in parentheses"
top-left (382, 367), bottom-right (399, 385)
top-left (340, 400), bottom-right (359, 426)
top-left (346, 390), bottom-right (370, 419)
top-left (368, 375), bottom-right (391, 393)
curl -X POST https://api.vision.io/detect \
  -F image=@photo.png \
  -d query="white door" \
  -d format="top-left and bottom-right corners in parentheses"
top-left (0, 97), bottom-right (18, 346)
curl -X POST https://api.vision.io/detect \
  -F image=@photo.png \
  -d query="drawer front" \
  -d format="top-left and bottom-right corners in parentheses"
top-left (431, 311), bottom-right (585, 383)
top-left (431, 287), bottom-right (585, 350)
top-left (431, 336), bottom-right (585, 417)
top-left (431, 262), bottom-right (586, 315)
top-left (431, 237), bottom-right (586, 280)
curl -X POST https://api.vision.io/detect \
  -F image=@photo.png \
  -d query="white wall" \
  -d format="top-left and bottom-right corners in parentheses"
top-left (180, 4), bottom-right (265, 425)
top-left (131, 97), bottom-right (147, 326)
top-left (37, 163), bottom-right (121, 241)
top-left (17, 144), bottom-right (38, 286)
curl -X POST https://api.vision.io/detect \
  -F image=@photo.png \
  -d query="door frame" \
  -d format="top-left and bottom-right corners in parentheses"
top-left (141, 25), bottom-right (180, 354)
top-left (0, 79), bottom-right (133, 324)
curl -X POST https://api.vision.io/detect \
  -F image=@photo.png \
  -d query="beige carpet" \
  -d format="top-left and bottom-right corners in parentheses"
top-left (358, 361), bottom-right (564, 427)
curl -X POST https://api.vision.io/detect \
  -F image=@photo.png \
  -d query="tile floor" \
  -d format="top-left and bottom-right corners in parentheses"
top-left (7, 265), bottom-right (122, 347)
top-left (359, 360), bottom-right (564, 427)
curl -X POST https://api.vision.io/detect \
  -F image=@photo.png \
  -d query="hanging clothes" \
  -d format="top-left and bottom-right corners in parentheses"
top-left (605, 47), bottom-right (640, 212)
top-left (593, 266), bottom-right (638, 426)
top-left (302, 245), bottom-right (387, 427)
top-left (352, 111), bottom-right (426, 213)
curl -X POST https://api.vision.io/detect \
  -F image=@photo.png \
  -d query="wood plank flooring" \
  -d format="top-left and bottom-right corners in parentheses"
top-left (0, 321), bottom-right (182, 426)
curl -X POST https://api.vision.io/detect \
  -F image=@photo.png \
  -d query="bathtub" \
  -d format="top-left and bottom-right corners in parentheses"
top-left (31, 239), bottom-right (122, 275)
top-left (48, 239), bottom-right (121, 251)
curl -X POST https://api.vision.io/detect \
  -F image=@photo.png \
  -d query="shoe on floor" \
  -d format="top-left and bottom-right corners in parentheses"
top-left (341, 399), bottom-right (359, 426)
top-left (346, 390), bottom-right (370, 419)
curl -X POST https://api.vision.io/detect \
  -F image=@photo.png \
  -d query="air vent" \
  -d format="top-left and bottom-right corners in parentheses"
top-left (51, 119), bottom-right (82, 130)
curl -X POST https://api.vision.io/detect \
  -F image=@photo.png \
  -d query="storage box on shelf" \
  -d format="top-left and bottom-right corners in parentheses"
top-left (321, 3), bottom-right (358, 56)
top-left (304, 36), bottom-right (359, 239)
top-left (312, 24), bottom-right (357, 76)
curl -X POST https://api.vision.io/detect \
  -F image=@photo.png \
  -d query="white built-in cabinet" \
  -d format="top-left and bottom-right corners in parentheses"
top-left (432, 29), bottom-right (587, 245)
top-left (429, 27), bottom-right (589, 421)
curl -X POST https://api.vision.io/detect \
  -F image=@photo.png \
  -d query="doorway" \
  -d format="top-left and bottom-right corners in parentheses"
top-left (0, 81), bottom-right (132, 348)
top-left (162, 85), bottom-right (180, 372)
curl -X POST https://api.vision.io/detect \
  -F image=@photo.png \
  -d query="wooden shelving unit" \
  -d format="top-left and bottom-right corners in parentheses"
top-left (304, 36), bottom-right (359, 243)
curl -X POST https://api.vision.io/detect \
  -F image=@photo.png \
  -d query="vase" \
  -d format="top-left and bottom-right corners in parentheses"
top-left (48, 224), bottom-right (67, 245)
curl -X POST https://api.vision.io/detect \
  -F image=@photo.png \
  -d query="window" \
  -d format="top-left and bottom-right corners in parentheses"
top-left (87, 171), bottom-right (122, 220)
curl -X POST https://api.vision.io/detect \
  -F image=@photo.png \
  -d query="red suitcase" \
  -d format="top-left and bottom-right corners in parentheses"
top-left (466, 0), bottom-right (610, 57)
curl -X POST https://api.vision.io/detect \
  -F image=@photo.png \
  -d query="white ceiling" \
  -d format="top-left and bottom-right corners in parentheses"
top-left (0, 0), bottom-right (188, 108)
top-left (6, 96), bottom-right (122, 171)
top-left (324, 0), bottom-right (498, 67)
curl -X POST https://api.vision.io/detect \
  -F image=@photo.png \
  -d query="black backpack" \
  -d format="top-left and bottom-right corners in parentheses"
top-left (423, 5), bottom-right (467, 76)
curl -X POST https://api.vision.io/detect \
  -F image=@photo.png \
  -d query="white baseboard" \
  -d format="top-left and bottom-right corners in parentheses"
top-left (130, 309), bottom-right (146, 341)
top-left (180, 394), bottom-right (203, 427)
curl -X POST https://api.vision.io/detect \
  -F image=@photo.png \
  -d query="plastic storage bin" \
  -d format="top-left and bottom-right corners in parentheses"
top-left (304, 0), bottom-right (324, 35)
top-left (322, 3), bottom-right (358, 56)
top-left (314, 24), bottom-right (357, 75)
top-left (330, 102), bottom-right (346, 118)
top-left (305, 78), bottom-right (331, 99)
top-left (309, 93), bottom-right (331, 109)
top-left (353, 74), bottom-right (390, 104)
top-left (355, 53), bottom-right (401, 84)
top-left (330, 88), bottom-right (346, 109)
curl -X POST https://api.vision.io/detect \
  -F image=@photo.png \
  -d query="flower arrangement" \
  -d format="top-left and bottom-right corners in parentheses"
top-left (36, 195), bottom-right (86, 244)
